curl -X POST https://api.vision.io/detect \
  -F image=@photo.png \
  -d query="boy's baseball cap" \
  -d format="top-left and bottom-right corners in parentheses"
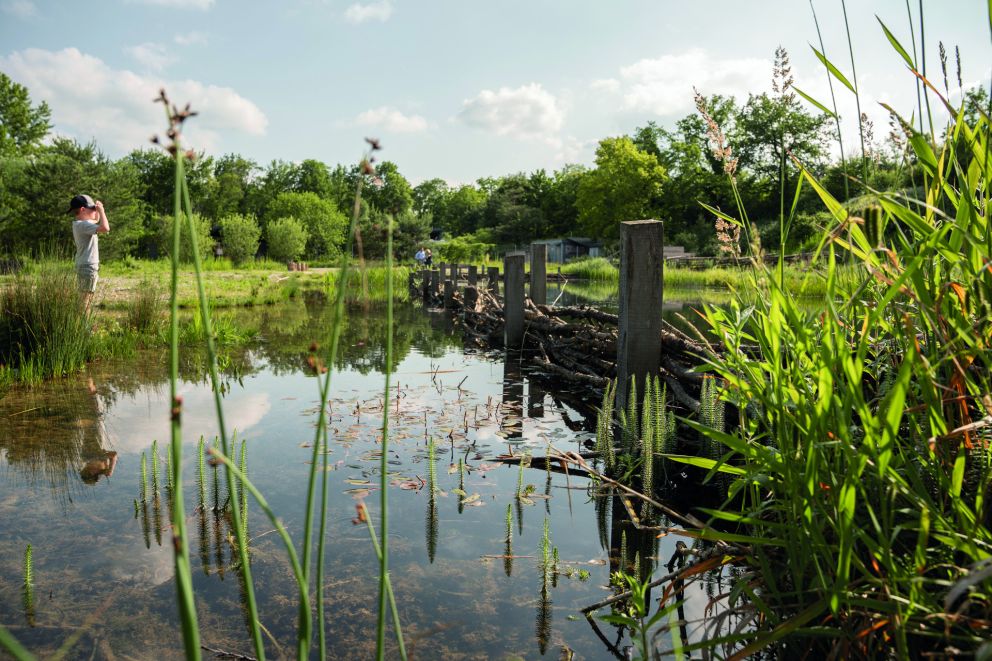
top-left (67, 194), bottom-right (97, 213)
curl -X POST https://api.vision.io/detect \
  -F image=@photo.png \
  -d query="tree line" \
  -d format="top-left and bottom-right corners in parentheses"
top-left (2, 62), bottom-right (986, 265)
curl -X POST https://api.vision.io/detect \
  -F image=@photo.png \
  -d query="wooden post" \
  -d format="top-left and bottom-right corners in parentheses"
top-left (616, 220), bottom-right (664, 414)
top-left (430, 269), bottom-right (440, 299)
top-left (504, 252), bottom-right (526, 348)
top-left (438, 263), bottom-right (447, 281)
top-left (530, 243), bottom-right (547, 305)
top-left (487, 266), bottom-right (500, 295)
top-left (443, 279), bottom-right (454, 308)
top-left (467, 265), bottom-right (478, 286)
top-left (408, 271), bottom-right (415, 295)
top-left (421, 269), bottom-right (430, 302)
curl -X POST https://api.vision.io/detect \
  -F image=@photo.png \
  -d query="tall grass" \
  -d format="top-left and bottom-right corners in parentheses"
top-left (682, 9), bottom-right (992, 655)
top-left (0, 265), bottom-right (93, 385)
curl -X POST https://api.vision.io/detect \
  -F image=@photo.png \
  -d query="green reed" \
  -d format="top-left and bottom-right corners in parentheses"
top-left (680, 9), bottom-right (992, 655)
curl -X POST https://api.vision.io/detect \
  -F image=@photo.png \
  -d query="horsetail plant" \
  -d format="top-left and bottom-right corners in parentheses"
top-left (504, 503), bottom-right (514, 577)
top-left (22, 545), bottom-right (34, 626)
top-left (139, 452), bottom-right (148, 503)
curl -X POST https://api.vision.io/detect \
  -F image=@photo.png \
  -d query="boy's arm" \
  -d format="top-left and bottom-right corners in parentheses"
top-left (94, 201), bottom-right (110, 234)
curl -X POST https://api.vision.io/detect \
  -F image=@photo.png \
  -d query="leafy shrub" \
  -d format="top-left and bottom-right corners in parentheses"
top-left (434, 236), bottom-right (493, 263)
top-left (266, 192), bottom-right (346, 259)
top-left (219, 213), bottom-right (261, 265)
top-left (266, 216), bottom-right (308, 263)
top-left (156, 212), bottom-right (214, 263)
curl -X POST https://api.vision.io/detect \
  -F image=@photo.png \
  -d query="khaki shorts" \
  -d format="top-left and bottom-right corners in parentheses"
top-left (77, 271), bottom-right (99, 293)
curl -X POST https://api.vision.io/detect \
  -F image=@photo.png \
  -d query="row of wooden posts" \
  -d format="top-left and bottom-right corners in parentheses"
top-left (411, 220), bottom-right (665, 412)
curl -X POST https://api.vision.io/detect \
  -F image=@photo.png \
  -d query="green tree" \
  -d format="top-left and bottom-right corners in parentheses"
top-left (363, 161), bottom-right (413, 215)
top-left (576, 137), bottom-right (667, 240)
top-left (441, 185), bottom-right (487, 235)
top-left (266, 216), bottom-right (308, 262)
top-left (218, 213), bottom-right (261, 265)
top-left (3, 138), bottom-right (145, 258)
top-left (0, 72), bottom-right (52, 157)
top-left (266, 191), bottom-right (346, 258)
top-left (295, 159), bottom-right (334, 199)
top-left (412, 178), bottom-right (449, 220)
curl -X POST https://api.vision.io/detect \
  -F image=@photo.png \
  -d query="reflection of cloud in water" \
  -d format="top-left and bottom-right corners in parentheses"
top-left (103, 384), bottom-right (271, 455)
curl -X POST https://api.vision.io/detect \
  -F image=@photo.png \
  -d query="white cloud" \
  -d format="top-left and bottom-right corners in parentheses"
top-left (615, 48), bottom-right (770, 116)
top-left (127, 0), bottom-right (214, 8)
top-left (353, 106), bottom-right (429, 133)
top-left (174, 31), bottom-right (209, 46)
top-left (458, 83), bottom-right (564, 144)
top-left (344, 0), bottom-right (392, 23)
top-left (125, 42), bottom-right (176, 72)
top-left (590, 78), bottom-right (620, 94)
top-left (0, 48), bottom-right (267, 154)
top-left (1, 0), bottom-right (37, 18)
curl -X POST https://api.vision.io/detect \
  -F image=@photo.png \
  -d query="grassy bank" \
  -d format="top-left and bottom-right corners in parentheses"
top-left (0, 260), bottom-right (411, 386)
top-left (558, 255), bottom-right (856, 296)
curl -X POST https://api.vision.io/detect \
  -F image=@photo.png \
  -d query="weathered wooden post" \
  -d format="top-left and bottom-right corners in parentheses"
top-left (487, 266), bottom-right (500, 295)
top-left (438, 263), bottom-right (447, 281)
top-left (421, 269), bottom-right (430, 302)
top-left (408, 271), bottom-right (415, 295)
top-left (615, 220), bottom-right (664, 413)
top-left (504, 252), bottom-right (526, 348)
top-left (467, 265), bottom-right (478, 286)
top-left (443, 279), bottom-right (454, 309)
top-left (530, 242), bottom-right (547, 305)
top-left (430, 269), bottom-right (440, 299)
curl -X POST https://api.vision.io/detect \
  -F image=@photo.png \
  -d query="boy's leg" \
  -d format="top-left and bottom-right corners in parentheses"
top-left (78, 271), bottom-right (98, 314)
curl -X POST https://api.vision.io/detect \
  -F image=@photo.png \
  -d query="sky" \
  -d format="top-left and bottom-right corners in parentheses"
top-left (1, 0), bottom-right (989, 184)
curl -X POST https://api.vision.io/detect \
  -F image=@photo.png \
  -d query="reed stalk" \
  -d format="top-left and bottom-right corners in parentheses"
top-left (310, 146), bottom-right (368, 659)
top-left (166, 110), bottom-right (201, 661)
top-left (358, 503), bottom-right (407, 661)
top-left (375, 212), bottom-right (395, 661)
top-left (177, 161), bottom-right (265, 659)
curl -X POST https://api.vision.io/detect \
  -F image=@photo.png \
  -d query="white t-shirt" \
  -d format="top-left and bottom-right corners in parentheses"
top-left (72, 220), bottom-right (100, 274)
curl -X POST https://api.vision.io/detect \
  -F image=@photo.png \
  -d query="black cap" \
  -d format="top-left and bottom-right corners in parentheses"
top-left (67, 194), bottom-right (96, 214)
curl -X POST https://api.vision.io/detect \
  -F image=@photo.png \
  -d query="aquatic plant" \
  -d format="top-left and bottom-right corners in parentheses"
top-left (197, 436), bottom-right (206, 506)
top-left (139, 452), bottom-right (148, 503)
top-left (22, 544), bottom-right (34, 626)
top-left (698, 376), bottom-right (725, 460)
top-left (595, 379), bottom-right (617, 471)
top-left (151, 439), bottom-right (159, 496)
top-left (504, 503), bottom-right (513, 577)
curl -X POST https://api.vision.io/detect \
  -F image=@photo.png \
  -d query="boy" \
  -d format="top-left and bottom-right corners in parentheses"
top-left (67, 194), bottom-right (110, 313)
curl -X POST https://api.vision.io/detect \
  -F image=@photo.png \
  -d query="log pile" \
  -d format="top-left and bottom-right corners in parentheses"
top-left (424, 281), bottom-right (716, 412)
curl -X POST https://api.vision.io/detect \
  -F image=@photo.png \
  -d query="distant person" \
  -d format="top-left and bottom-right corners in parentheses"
top-left (424, 248), bottom-right (433, 267)
top-left (67, 194), bottom-right (110, 314)
top-left (415, 247), bottom-right (426, 264)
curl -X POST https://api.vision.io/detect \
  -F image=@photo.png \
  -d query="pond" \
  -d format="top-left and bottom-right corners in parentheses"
top-left (0, 296), bottom-right (736, 659)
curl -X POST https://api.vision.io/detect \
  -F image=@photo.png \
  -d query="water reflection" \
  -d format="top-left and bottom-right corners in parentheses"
top-left (0, 298), bottom-right (735, 659)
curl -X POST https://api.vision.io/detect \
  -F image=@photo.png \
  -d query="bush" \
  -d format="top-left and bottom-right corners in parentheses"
top-left (156, 212), bottom-right (214, 263)
top-left (266, 216), bottom-right (308, 263)
top-left (219, 213), bottom-right (261, 265)
top-left (266, 192), bottom-right (347, 259)
top-left (434, 236), bottom-right (493, 263)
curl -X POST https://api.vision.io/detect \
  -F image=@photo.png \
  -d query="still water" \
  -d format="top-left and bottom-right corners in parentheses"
top-left (0, 297), bottom-right (732, 659)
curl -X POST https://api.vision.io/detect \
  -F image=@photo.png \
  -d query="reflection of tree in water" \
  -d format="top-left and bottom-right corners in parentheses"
top-left (252, 301), bottom-right (461, 376)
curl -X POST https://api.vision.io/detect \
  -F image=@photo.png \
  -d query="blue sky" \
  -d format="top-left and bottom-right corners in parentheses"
top-left (1, 0), bottom-right (989, 183)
